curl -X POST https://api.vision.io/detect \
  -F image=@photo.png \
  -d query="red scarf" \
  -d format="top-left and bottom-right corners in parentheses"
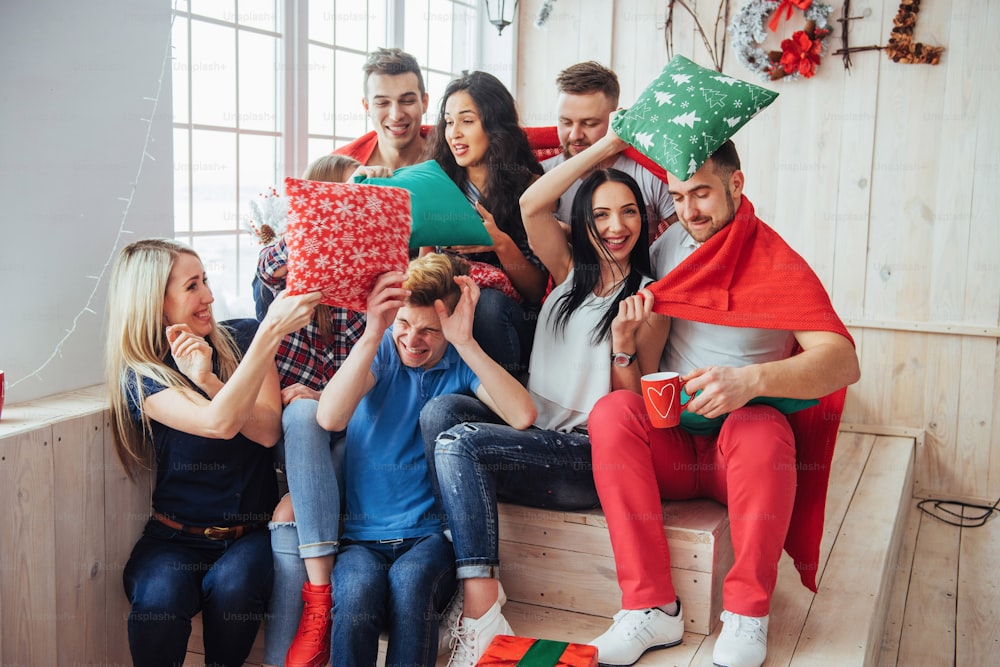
top-left (648, 196), bottom-right (853, 592)
top-left (332, 127), bottom-right (433, 164)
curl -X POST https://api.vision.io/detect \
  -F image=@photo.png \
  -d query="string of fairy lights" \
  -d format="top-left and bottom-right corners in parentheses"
top-left (10, 8), bottom-right (176, 391)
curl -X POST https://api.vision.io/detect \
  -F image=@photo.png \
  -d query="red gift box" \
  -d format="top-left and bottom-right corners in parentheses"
top-left (475, 634), bottom-right (598, 667)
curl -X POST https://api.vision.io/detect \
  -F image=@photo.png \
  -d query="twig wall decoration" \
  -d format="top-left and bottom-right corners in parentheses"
top-left (832, 0), bottom-right (881, 70)
top-left (665, 0), bottom-right (732, 72)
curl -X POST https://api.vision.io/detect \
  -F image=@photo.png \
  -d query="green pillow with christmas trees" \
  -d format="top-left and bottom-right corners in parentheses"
top-left (612, 55), bottom-right (778, 179)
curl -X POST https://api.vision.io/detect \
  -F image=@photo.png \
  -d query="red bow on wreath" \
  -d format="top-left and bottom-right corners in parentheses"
top-left (768, 0), bottom-right (813, 32)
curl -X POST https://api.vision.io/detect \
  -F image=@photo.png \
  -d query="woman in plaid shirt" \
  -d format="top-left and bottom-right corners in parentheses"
top-left (254, 154), bottom-right (381, 667)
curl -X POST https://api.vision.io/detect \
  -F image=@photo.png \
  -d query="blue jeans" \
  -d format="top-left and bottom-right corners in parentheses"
top-left (252, 274), bottom-right (275, 321)
top-left (283, 399), bottom-right (344, 559)
top-left (419, 394), bottom-right (506, 525)
top-left (432, 398), bottom-right (599, 579)
top-left (473, 288), bottom-right (535, 374)
top-left (263, 400), bottom-right (344, 665)
top-left (123, 519), bottom-right (272, 667)
top-left (333, 533), bottom-right (457, 667)
top-left (263, 522), bottom-right (310, 667)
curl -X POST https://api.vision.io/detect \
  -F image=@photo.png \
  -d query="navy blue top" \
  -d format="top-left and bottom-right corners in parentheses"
top-left (127, 318), bottom-right (277, 527)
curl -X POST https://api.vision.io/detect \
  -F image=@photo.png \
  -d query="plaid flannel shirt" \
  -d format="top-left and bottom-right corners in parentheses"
top-left (258, 239), bottom-right (366, 391)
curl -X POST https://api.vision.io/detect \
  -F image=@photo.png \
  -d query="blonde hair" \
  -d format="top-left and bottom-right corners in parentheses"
top-left (402, 253), bottom-right (469, 313)
top-left (303, 154), bottom-right (361, 184)
top-left (105, 238), bottom-right (240, 480)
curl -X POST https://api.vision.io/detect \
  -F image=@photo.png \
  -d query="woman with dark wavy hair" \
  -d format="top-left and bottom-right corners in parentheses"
top-left (426, 70), bottom-right (546, 374)
top-left (428, 128), bottom-right (671, 665)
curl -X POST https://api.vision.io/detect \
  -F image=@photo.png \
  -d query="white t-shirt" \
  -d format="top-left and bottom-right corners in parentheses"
top-left (541, 153), bottom-right (675, 241)
top-left (528, 270), bottom-right (613, 432)
top-left (650, 223), bottom-right (796, 373)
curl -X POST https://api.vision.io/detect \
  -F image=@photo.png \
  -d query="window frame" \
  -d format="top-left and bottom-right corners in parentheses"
top-left (171, 0), bottom-right (504, 320)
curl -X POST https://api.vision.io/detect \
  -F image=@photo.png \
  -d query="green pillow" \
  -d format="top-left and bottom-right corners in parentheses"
top-left (678, 393), bottom-right (819, 436)
top-left (611, 55), bottom-right (778, 179)
top-left (353, 160), bottom-right (493, 249)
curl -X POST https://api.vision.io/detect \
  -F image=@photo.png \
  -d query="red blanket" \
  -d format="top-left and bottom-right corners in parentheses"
top-left (333, 126), bottom-right (668, 180)
top-left (648, 196), bottom-right (854, 592)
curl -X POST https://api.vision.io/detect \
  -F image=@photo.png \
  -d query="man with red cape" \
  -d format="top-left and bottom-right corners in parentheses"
top-left (588, 139), bottom-right (859, 667)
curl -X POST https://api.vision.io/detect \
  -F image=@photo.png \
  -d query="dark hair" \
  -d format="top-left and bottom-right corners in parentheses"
top-left (555, 61), bottom-right (620, 106)
top-left (708, 139), bottom-right (741, 180)
top-left (427, 71), bottom-right (543, 259)
top-left (551, 169), bottom-right (652, 344)
top-left (363, 47), bottom-right (425, 97)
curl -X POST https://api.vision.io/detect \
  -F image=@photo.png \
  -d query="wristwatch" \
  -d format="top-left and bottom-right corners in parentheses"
top-left (611, 351), bottom-right (637, 368)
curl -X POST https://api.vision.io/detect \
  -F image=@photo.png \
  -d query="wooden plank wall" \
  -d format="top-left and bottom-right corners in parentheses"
top-left (515, 0), bottom-right (1000, 504)
top-left (0, 390), bottom-right (149, 665)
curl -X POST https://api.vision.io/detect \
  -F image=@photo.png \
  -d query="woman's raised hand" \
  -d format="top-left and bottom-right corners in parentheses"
top-left (263, 290), bottom-right (323, 337)
top-left (445, 201), bottom-right (508, 255)
top-left (166, 324), bottom-right (214, 384)
top-left (611, 287), bottom-right (655, 342)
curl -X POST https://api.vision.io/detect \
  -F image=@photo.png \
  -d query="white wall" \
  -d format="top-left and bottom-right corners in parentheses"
top-left (512, 0), bottom-right (1000, 503)
top-left (0, 0), bottom-right (174, 403)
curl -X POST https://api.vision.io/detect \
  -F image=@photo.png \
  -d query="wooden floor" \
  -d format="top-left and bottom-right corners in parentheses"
top-left (190, 430), bottom-right (1000, 667)
top-left (486, 500), bottom-right (1000, 667)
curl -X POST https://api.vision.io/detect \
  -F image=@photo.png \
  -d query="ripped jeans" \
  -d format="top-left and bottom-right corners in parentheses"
top-left (427, 395), bottom-right (599, 580)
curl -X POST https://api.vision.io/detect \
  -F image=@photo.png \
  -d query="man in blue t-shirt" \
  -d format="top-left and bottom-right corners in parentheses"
top-left (283, 253), bottom-right (536, 667)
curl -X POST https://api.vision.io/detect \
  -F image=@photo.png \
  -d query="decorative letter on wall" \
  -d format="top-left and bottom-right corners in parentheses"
top-left (884, 0), bottom-right (944, 64)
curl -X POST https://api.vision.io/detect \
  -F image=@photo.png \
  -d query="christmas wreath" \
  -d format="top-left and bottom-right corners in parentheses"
top-left (730, 0), bottom-right (833, 81)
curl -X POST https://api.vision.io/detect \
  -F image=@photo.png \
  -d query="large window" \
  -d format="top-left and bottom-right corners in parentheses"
top-left (172, 0), bottom-right (485, 319)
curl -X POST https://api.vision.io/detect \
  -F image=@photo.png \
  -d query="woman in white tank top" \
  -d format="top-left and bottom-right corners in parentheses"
top-left (427, 129), bottom-right (670, 666)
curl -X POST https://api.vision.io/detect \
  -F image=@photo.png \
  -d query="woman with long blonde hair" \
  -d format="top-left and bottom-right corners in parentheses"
top-left (106, 238), bottom-right (319, 667)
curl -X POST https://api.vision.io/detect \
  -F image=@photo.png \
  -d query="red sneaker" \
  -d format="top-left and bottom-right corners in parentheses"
top-left (285, 581), bottom-right (333, 667)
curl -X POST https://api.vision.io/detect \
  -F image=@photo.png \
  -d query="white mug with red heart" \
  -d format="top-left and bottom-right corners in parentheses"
top-left (640, 371), bottom-right (689, 428)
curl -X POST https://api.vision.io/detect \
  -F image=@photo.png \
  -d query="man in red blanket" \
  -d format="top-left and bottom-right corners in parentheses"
top-left (587, 140), bottom-right (859, 667)
top-left (334, 47), bottom-right (431, 171)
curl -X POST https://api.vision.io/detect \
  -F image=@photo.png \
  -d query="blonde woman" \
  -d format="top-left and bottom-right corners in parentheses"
top-left (107, 238), bottom-right (319, 667)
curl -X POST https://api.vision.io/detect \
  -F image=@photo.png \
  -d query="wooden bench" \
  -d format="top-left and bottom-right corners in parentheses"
top-left (0, 385), bottom-right (914, 667)
top-left (497, 499), bottom-right (733, 635)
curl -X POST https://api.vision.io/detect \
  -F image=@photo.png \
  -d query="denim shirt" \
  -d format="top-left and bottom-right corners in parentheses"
top-left (127, 318), bottom-right (278, 527)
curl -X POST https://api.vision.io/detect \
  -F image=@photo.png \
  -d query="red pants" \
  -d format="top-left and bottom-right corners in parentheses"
top-left (589, 390), bottom-right (796, 617)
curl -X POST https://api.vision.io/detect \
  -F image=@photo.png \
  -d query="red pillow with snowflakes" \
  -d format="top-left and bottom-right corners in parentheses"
top-left (466, 260), bottom-right (522, 303)
top-left (283, 177), bottom-right (411, 312)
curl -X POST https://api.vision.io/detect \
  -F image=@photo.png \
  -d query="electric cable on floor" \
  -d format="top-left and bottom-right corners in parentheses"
top-left (916, 494), bottom-right (1000, 528)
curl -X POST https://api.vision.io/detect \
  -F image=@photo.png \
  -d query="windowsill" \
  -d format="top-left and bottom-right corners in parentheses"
top-left (0, 384), bottom-right (107, 439)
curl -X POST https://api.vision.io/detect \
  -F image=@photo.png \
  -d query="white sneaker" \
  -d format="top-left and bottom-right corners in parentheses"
top-left (437, 582), bottom-right (507, 655)
top-left (445, 598), bottom-right (513, 667)
top-left (590, 605), bottom-right (684, 666)
top-left (713, 611), bottom-right (768, 667)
